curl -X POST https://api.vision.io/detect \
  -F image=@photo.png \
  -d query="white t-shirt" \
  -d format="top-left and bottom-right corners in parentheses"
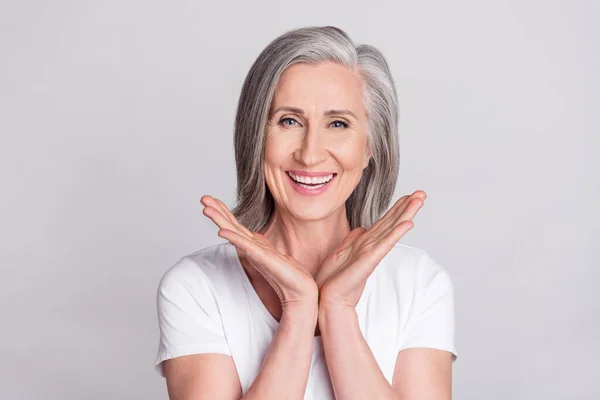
top-left (154, 242), bottom-right (457, 398)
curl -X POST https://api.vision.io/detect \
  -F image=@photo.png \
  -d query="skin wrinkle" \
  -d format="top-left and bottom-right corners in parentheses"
top-left (260, 62), bottom-right (371, 276)
top-left (269, 106), bottom-right (359, 121)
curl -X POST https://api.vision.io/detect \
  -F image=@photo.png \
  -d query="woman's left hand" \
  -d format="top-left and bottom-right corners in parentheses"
top-left (315, 190), bottom-right (427, 309)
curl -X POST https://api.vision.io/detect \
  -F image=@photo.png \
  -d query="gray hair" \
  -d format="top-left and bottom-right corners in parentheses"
top-left (231, 26), bottom-right (399, 232)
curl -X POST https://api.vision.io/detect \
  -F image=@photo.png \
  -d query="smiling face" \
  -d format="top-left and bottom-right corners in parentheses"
top-left (263, 62), bottom-right (371, 222)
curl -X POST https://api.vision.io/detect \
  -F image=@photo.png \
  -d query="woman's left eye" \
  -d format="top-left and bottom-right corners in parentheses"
top-left (331, 120), bottom-right (349, 129)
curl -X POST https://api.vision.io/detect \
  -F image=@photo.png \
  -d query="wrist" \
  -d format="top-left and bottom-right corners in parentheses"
top-left (282, 301), bottom-right (319, 326)
top-left (317, 304), bottom-right (360, 338)
top-left (318, 292), bottom-right (357, 312)
top-left (318, 302), bottom-right (357, 322)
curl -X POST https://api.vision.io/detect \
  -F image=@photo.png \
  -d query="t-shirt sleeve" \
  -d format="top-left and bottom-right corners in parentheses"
top-left (154, 256), bottom-right (232, 377)
top-left (397, 251), bottom-right (458, 362)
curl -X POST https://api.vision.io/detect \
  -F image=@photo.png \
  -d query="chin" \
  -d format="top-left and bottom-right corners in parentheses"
top-left (284, 200), bottom-right (339, 222)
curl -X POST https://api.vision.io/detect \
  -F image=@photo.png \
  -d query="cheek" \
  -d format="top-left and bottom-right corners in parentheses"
top-left (329, 136), bottom-right (369, 171)
top-left (262, 136), bottom-right (296, 202)
top-left (263, 134), bottom-right (296, 166)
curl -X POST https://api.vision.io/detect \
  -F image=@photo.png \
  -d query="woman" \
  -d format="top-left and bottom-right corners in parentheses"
top-left (154, 26), bottom-right (457, 399)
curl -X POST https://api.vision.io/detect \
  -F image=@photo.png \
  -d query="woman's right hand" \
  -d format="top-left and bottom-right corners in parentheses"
top-left (200, 195), bottom-right (319, 314)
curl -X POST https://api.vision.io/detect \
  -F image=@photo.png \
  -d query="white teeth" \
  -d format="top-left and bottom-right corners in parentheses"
top-left (287, 172), bottom-right (334, 185)
top-left (297, 182), bottom-right (326, 190)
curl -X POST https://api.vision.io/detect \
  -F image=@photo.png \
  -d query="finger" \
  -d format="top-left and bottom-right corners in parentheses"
top-left (342, 220), bottom-right (413, 285)
top-left (213, 197), bottom-right (236, 221)
top-left (213, 197), bottom-right (254, 238)
top-left (392, 195), bottom-right (424, 224)
top-left (390, 191), bottom-right (426, 221)
top-left (203, 195), bottom-right (254, 239)
top-left (376, 197), bottom-right (424, 242)
top-left (398, 197), bottom-right (425, 223)
top-left (371, 220), bottom-right (414, 262)
top-left (366, 195), bottom-right (407, 234)
top-left (339, 221), bottom-right (412, 291)
top-left (367, 195), bottom-right (411, 238)
top-left (218, 228), bottom-right (265, 261)
top-left (218, 229), bottom-right (284, 281)
top-left (202, 205), bottom-right (239, 232)
top-left (201, 196), bottom-right (252, 238)
top-left (200, 194), bottom-right (216, 207)
top-left (202, 196), bottom-right (231, 221)
top-left (374, 192), bottom-right (425, 238)
top-left (411, 190), bottom-right (427, 201)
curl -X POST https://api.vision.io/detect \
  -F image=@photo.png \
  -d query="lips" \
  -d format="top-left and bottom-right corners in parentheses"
top-left (285, 170), bottom-right (337, 195)
top-left (287, 171), bottom-right (335, 186)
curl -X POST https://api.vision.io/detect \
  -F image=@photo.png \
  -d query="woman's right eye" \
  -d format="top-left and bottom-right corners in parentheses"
top-left (279, 117), bottom-right (298, 127)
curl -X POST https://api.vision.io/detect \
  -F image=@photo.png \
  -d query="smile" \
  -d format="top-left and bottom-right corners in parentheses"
top-left (286, 170), bottom-right (337, 195)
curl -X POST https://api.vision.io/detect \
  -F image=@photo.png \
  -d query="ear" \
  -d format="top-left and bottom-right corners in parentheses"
top-left (362, 148), bottom-right (372, 170)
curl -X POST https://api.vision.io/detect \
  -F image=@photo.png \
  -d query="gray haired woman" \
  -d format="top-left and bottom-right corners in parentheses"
top-left (154, 25), bottom-right (458, 399)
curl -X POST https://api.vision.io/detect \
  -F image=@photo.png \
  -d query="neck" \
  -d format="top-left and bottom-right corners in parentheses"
top-left (260, 206), bottom-right (351, 277)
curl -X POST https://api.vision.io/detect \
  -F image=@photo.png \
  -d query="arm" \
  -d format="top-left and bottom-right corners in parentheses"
top-left (244, 304), bottom-right (318, 399)
top-left (164, 303), bottom-right (318, 400)
top-left (392, 347), bottom-right (452, 400)
top-left (161, 196), bottom-right (321, 399)
top-left (318, 304), bottom-right (396, 399)
top-left (318, 305), bottom-right (452, 400)
top-left (314, 192), bottom-right (456, 399)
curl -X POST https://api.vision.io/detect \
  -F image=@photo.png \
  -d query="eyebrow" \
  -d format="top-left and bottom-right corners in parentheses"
top-left (270, 106), bottom-right (357, 119)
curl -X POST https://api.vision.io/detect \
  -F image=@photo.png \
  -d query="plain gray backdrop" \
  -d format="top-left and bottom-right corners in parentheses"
top-left (1, 0), bottom-right (598, 399)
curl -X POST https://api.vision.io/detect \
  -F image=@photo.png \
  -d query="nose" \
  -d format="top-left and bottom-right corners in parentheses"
top-left (294, 124), bottom-right (328, 166)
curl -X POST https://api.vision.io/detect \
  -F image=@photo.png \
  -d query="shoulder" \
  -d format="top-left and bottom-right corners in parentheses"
top-left (378, 243), bottom-right (454, 295)
top-left (157, 242), bottom-right (235, 295)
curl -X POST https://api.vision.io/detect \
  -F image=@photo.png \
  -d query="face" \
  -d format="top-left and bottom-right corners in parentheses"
top-left (263, 62), bottom-right (371, 222)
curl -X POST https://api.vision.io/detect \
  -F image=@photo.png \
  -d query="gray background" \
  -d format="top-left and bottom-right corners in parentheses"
top-left (1, 0), bottom-right (598, 399)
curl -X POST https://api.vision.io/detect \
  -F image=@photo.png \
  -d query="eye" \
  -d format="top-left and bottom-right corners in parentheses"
top-left (279, 117), bottom-right (299, 127)
top-left (330, 120), bottom-right (349, 129)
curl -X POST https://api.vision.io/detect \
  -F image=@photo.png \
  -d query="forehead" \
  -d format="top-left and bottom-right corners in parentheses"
top-left (271, 62), bottom-right (364, 111)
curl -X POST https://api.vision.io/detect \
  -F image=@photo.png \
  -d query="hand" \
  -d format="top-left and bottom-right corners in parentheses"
top-left (315, 190), bottom-right (427, 309)
top-left (200, 195), bottom-right (319, 313)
